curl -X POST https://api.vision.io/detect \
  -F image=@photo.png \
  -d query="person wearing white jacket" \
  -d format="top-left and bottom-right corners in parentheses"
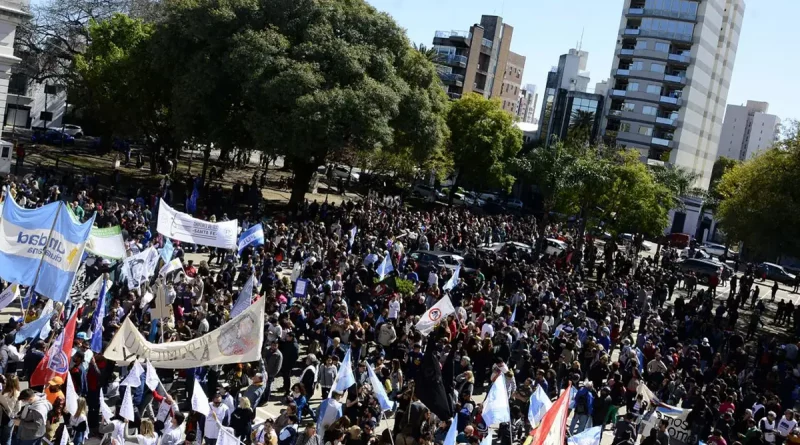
top-left (203, 393), bottom-right (230, 445)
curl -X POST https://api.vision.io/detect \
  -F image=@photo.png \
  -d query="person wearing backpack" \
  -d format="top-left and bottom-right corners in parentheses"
top-left (569, 383), bottom-right (595, 435)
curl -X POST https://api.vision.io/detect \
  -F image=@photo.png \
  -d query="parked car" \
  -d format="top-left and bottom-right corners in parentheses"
top-left (702, 242), bottom-right (727, 257)
top-left (61, 124), bottom-right (84, 138)
top-left (505, 198), bottom-right (524, 210)
top-left (680, 247), bottom-right (711, 260)
top-left (463, 192), bottom-right (485, 207)
top-left (32, 129), bottom-right (75, 146)
top-left (679, 258), bottom-right (723, 283)
top-left (407, 250), bottom-right (464, 274)
top-left (544, 238), bottom-right (568, 256)
top-left (757, 262), bottom-right (797, 284)
top-left (412, 184), bottom-right (445, 200)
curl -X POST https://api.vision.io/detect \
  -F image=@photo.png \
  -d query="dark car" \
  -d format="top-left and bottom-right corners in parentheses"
top-left (679, 258), bottom-right (723, 283)
top-left (757, 262), bottom-right (797, 284)
top-left (31, 129), bottom-right (75, 146)
top-left (407, 250), bottom-right (464, 275)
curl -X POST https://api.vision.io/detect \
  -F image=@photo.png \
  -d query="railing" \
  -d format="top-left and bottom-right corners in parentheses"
top-left (656, 117), bottom-right (676, 126)
top-left (611, 89), bottom-right (627, 97)
top-left (668, 53), bottom-right (689, 63)
top-left (481, 38), bottom-right (493, 49)
top-left (609, 110), bottom-right (623, 116)
top-left (447, 92), bottom-right (462, 100)
top-left (616, 69), bottom-right (631, 76)
top-left (660, 95), bottom-right (679, 104)
top-left (437, 54), bottom-right (468, 66)
top-left (652, 137), bottom-right (673, 146)
top-left (639, 29), bottom-right (692, 42)
top-left (435, 30), bottom-right (471, 39)
top-left (643, 8), bottom-right (697, 21)
top-left (624, 28), bottom-right (641, 35)
top-left (663, 74), bottom-right (686, 84)
top-left (620, 49), bottom-right (635, 55)
top-left (628, 7), bottom-right (644, 15)
top-left (440, 73), bottom-right (464, 83)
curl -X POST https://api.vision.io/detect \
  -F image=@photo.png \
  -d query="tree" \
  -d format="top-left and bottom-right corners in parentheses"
top-left (649, 165), bottom-right (702, 212)
top-left (716, 135), bottom-right (800, 258)
top-left (704, 156), bottom-right (740, 213)
top-left (414, 43), bottom-right (439, 63)
top-left (71, 14), bottom-right (174, 168)
top-left (154, 0), bottom-right (448, 206)
top-left (567, 110), bottom-right (595, 145)
top-left (446, 93), bottom-right (522, 204)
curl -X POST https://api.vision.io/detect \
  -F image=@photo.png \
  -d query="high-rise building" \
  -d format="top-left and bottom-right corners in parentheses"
top-left (538, 49), bottom-right (604, 146)
top-left (0, 0), bottom-right (31, 128)
top-left (603, 0), bottom-right (745, 190)
top-left (432, 15), bottom-right (525, 114)
top-left (716, 101), bottom-right (780, 161)
top-left (517, 84), bottom-right (538, 124)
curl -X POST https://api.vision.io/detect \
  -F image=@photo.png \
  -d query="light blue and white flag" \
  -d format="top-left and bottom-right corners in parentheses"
top-left (15, 299), bottom-right (54, 343)
top-left (0, 194), bottom-right (95, 303)
top-left (230, 275), bottom-right (255, 319)
top-left (22, 286), bottom-right (36, 309)
top-left (567, 426), bottom-right (602, 445)
top-left (376, 252), bottom-right (394, 281)
top-left (528, 384), bottom-right (553, 426)
top-left (443, 416), bottom-right (458, 445)
top-left (0, 283), bottom-right (19, 312)
top-left (509, 305), bottom-right (517, 324)
top-left (366, 362), bottom-right (393, 412)
top-left (329, 347), bottom-right (356, 397)
top-left (442, 265), bottom-right (461, 291)
top-left (568, 386), bottom-right (578, 410)
top-left (160, 238), bottom-right (174, 263)
top-left (316, 398), bottom-right (343, 437)
top-left (479, 430), bottom-right (492, 445)
top-left (482, 374), bottom-right (511, 427)
top-left (90, 280), bottom-right (108, 353)
top-left (237, 223), bottom-right (264, 255)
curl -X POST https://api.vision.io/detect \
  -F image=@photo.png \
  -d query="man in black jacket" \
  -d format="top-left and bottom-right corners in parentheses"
top-left (592, 386), bottom-right (613, 428)
top-left (613, 413), bottom-right (638, 445)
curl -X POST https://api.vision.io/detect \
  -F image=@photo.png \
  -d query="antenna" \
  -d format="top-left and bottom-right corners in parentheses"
top-left (577, 27), bottom-right (585, 52)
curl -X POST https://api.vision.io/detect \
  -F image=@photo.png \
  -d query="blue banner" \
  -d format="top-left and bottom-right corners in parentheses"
top-left (0, 192), bottom-right (95, 303)
top-left (237, 224), bottom-right (264, 255)
top-left (160, 238), bottom-right (174, 263)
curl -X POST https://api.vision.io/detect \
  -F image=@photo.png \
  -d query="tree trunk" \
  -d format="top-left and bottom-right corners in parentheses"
top-left (149, 142), bottom-right (159, 173)
top-left (288, 160), bottom-right (316, 212)
top-left (575, 205), bottom-right (589, 252)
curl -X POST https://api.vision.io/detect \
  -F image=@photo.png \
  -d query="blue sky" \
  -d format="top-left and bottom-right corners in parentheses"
top-left (368, 0), bottom-right (796, 123)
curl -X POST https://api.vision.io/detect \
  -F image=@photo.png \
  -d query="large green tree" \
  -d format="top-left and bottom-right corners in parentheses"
top-left (153, 0), bottom-right (448, 206)
top-left (446, 93), bottom-right (523, 204)
top-left (717, 135), bottom-right (800, 258)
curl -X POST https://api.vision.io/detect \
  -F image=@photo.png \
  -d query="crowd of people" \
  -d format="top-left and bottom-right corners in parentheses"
top-left (0, 165), bottom-right (796, 445)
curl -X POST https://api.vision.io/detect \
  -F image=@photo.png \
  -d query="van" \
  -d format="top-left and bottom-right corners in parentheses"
top-left (668, 233), bottom-right (691, 249)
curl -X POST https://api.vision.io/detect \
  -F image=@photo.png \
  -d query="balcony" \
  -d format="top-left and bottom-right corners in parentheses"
top-left (620, 48), bottom-right (635, 56)
top-left (437, 54), bottom-right (468, 68)
top-left (611, 89), bottom-right (627, 97)
top-left (642, 8), bottom-right (697, 22)
top-left (624, 28), bottom-right (641, 35)
top-left (659, 96), bottom-right (682, 107)
top-left (639, 29), bottom-right (693, 42)
top-left (652, 137), bottom-right (674, 147)
top-left (434, 30), bottom-right (472, 46)
top-left (447, 92), bottom-right (462, 100)
top-left (608, 109), bottom-right (623, 117)
top-left (664, 74), bottom-right (687, 85)
top-left (440, 73), bottom-right (464, 87)
top-left (616, 69), bottom-right (631, 76)
top-left (668, 53), bottom-right (690, 64)
top-left (655, 116), bottom-right (677, 127)
top-left (628, 7), bottom-right (644, 15)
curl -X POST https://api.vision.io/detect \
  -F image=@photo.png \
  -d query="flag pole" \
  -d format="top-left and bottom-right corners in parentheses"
top-left (22, 200), bottom-right (64, 320)
top-left (381, 411), bottom-right (395, 445)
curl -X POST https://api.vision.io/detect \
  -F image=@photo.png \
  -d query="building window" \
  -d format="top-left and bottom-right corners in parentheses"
top-left (646, 85), bottom-right (661, 94)
top-left (623, 103), bottom-right (636, 112)
top-left (627, 82), bottom-right (640, 92)
top-left (650, 63), bottom-right (665, 73)
top-left (642, 106), bottom-right (657, 116)
top-left (639, 126), bottom-right (653, 136)
top-left (631, 61), bottom-right (644, 71)
top-left (620, 122), bottom-right (632, 133)
top-left (635, 41), bottom-right (648, 50)
top-left (655, 42), bottom-right (670, 53)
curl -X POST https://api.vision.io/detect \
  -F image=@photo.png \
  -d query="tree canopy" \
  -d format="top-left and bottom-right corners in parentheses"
top-left (716, 135), bottom-right (800, 258)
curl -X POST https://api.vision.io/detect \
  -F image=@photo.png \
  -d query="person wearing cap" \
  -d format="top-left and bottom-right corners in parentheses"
top-left (45, 376), bottom-right (65, 406)
top-left (760, 411), bottom-right (778, 445)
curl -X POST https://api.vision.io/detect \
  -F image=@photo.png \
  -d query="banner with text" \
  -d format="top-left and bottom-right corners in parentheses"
top-left (104, 296), bottom-right (264, 368)
top-left (156, 199), bottom-right (237, 249)
top-left (86, 226), bottom-right (126, 260)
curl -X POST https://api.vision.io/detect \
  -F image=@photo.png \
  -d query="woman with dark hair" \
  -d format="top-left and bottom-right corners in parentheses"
top-left (288, 383), bottom-right (309, 420)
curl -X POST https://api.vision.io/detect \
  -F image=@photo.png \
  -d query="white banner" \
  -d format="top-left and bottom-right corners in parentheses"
top-left (104, 296), bottom-right (265, 368)
top-left (122, 247), bottom-right (160, 290)
top-left (415, 295), bottom-right (455, 336)
top-left (85, 226), bottom-right (126, 260)
top-left (156, 199), bottom-right (238, 249)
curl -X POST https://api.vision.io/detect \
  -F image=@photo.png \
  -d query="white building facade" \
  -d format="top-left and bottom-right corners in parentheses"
top-left (716, 100), bottom-right (780, 161)
top-left (0, 0), bottom-right (30, 130)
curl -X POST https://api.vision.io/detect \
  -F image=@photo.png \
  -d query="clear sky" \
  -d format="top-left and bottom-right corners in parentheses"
top-left (367, 0), bottom-right (797, 124)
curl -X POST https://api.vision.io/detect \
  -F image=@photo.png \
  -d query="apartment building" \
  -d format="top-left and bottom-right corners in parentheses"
top-left (0, 0), bottom-right (31, 128)
top-left (432, 15), bottom-right (525, 114)
top-left (716, 100), bottom-right (779, 161)
top-left (517, 84), bottom-right (538, 124)
top-left (538, 49), bottom-right (605, 146)
top-left (603, 0), bottom-right (745, 191)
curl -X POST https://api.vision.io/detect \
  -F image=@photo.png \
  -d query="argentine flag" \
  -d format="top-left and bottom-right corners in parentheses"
top-left (0, 191), bottom-right (95, 303)
top-left (567, 426), bottom-right (602, 445)
top-left (376, 252), bottom-right (394, 281)
top-left (442, 266), bottom-right (460, 291)
top-left (230, 275), bottom-right (255, 318)
top-left (366, 362), bottom-right (393, 412)
top-left (237, 223), bottom-right (265, 255)
top-left (528, 384), bottom-right (552, 426)
top-left (329, 347), bottom-right (356, 397)
top-left (481, 374), bottom-right (511, 427)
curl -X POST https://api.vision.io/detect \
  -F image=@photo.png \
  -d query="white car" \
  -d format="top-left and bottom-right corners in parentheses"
top-left (62, 124), bottom-right (83, 138)
top-left (318, 165), bottom-right (359, 181)
top-left (545, 238), bottom-right (568, 256)
top-left (412, 184), bottom-right (444, 200)
top-left (680, 247), bottom-right (711, 260)
top-left (702, 242), bottom-right (726, 257)
top-left (451, 192), bottom-right (466, 206)
top-left (506, 198), bottom-right (524, 210)
top-left (463, 192), bottom-right (485, 207)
